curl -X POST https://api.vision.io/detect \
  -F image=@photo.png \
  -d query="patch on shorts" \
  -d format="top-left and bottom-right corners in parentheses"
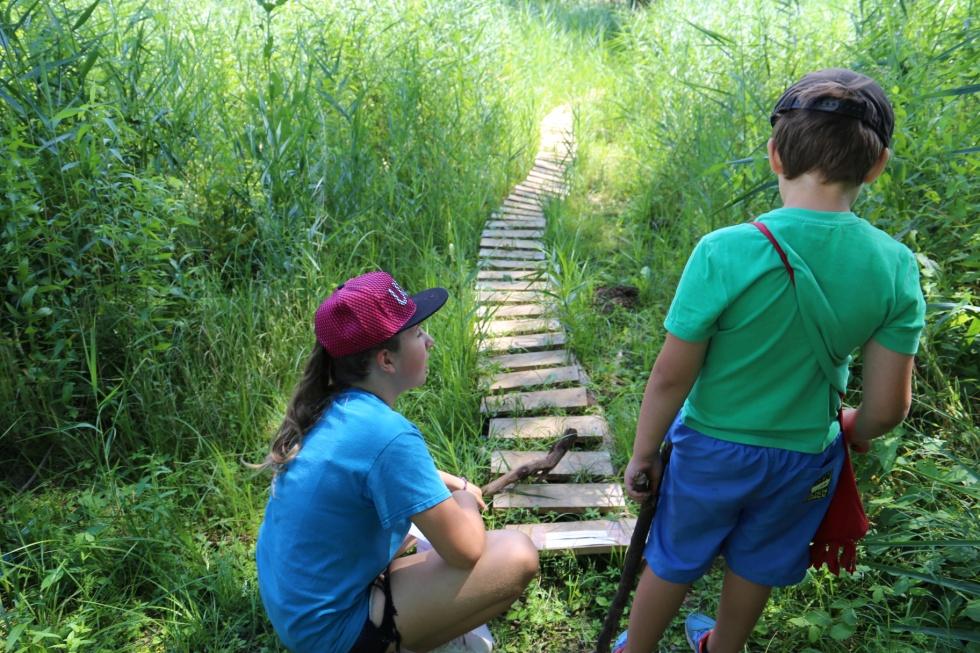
top-left (806, 471), bottom-right (832, 502)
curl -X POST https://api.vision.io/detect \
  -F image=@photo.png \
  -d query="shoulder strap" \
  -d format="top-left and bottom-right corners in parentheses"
top-left (752, 221), bottom-right (847, 400)
top-left (752, 222), bottom-right (795, 285)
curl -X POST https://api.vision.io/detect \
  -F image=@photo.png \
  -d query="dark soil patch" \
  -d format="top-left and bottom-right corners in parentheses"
top-left (594, 285), bottom-right (639, 313)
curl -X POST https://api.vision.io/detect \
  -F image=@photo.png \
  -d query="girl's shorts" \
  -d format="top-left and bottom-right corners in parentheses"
top-left (644, 417), bottom-right (845, 587)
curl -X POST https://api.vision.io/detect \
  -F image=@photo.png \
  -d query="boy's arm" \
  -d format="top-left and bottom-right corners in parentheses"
top-left (626, 333), bottom-right (708, 500)
top-left (844, 339), bottom-right (914, 451)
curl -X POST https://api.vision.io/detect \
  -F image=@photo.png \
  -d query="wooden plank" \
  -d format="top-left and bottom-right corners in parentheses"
top-left (475, 280), bottom-right (548, 291)
top-left (492, 483), bottom-right (624, 513)
top-left (476, 270), bottom-right (545, 281)
top-left (532, 160), bottom-right (565, 174)
top-left (503, 197), bottom-right (543, 210)
top-left (481, 386), bottom-right (591, 415)
top-left (509, 185), bottom-right (541, 197)
top-left (479, 248), bottom-right (545, 260)
top-left (476, 318), bottom-right (559, 336)
top-left (505, 518), bottom-right (636, 555)
top-left (522, 178), bottom-right (567, 194)
top-left (481, 229), bottom-right (545, 239)
top-left (479, 237), bottom-right (543, 251)
top-left (478, 331), bottom-right (565, 353)
top-left (527, 169), bottom-right (564, 183)
top-left (494, 207), bottom-right (545, 219)
top-left (488, 414), bottom-right (609, 440)
top-left (476, 290), bottom-right (545, 304)
top-left (482, 349), bottom-right (570, 370)
top-left (476, 303), bottom-right (551, 319)
top-left (491, 450), bottom-right (614, 479)
top-left (478, 258), bottom-right (545, 270)
top-left (486, 219), bottom-right (545, 229)
top-left (484, 364), bottom-right (582, 390)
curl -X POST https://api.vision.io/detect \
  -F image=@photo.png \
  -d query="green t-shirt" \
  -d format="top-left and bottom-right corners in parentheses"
top-left (665, 207), bottom-right (925, 453)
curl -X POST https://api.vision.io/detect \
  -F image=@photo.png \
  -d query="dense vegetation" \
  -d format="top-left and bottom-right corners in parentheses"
top-left (1, 0), bottom-right (976, 651)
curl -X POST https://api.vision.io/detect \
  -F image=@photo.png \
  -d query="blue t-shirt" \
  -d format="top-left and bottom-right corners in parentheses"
top-left (256, 388), bottom-right (451, 653)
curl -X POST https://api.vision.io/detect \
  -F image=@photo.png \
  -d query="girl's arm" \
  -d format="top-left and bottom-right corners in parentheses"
top-left (625, 333), bottom-right (708, 500)
top-left (411, 490), bottom-right (486, 568)
top-left (438, 470), bottom-right (486, 510)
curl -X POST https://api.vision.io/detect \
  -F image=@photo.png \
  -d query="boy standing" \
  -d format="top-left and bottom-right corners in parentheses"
top-left (615, 69), bottom-right (925, 653)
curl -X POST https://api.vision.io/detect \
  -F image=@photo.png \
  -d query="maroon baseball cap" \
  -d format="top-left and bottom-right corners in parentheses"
top-left (314, 271), bottom-right (448, 357)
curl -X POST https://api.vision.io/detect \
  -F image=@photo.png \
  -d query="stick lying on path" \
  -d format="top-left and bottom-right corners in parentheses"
top-left (595, 443), bottom-right (672, 653)
top-left (481, 428), bottom-right (578, 497)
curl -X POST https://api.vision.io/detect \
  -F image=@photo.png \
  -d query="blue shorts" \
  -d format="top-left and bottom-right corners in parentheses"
top-left (644, 417), bottom-right (845, 587)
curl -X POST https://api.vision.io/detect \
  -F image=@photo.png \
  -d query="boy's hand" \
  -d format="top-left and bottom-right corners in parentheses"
top-left (624, 455), bottom-right (663, 503)
top-left (841, 407), bottom-right (870, 453)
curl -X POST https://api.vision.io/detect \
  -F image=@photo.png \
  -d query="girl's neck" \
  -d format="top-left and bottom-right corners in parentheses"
top-left (350, 379), bottom-right (399, 408)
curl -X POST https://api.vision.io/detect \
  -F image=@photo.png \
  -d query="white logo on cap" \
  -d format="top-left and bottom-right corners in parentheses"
top-left (388, 281), bottom-right (409, 305)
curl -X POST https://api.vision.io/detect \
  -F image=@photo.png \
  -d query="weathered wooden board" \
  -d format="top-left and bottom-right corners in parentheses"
top-left (476, 318), bottom-right (560, 337)
top-left (479, 237), bottom-right (543, 251)
top-left (505, 518), bottom-right (636, 555)
top-left (488, 414), bottom-right (609, 440)
top-left (493, 207), bottom-right (545, 219)
top-left (503, 197), bottom-right (543, 210)
top-left (476, 303), bottom-right (551, 319)
top-left (484, 364), bottom-right (582, 391)
top-left (527, 169), bottom-right (564, 183)
top-left (476, 290), bottom-right (545, 304)
top-left (476, 280), bottom-right (547, 291)
top-left (492, 483), bottom-right (624, 513)
top-left (532, 159), bottom-right (564, 174)
top-left (478, 258), bottom-right (546, 270)
top-left (482, 348), bottom-right (570, 370)
top-left (479, 248), bottom-right (546, 261)
top-left (481, 386), bottom-right (591, 415)
top-left (481, 229), bottom-right (545, 239)
top-left (476, 269), bottom-right (545, 281)
top-left (478, 331), bottom-right (565, 353)
top-left (491, 450), bottom-right (614, 479)
top-left (486, 219), bottom-right (546, 229)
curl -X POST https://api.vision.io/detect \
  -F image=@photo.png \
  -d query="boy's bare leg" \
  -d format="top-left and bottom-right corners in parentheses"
top-left (379, 530), bottom-right (539, 651)
top-left (624, 565), bottom-right (690, 653)
top-left (708, 568), bottom-right (772, 653)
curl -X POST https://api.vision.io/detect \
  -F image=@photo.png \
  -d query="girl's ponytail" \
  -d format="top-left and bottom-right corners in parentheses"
top-left (257, 343), bottom-right (335, 475)
top-left (254, 335), bottom-right (401, 476)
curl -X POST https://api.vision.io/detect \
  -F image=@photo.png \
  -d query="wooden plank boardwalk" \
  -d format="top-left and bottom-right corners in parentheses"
top-left (476, 106), bottom-right (634, 555)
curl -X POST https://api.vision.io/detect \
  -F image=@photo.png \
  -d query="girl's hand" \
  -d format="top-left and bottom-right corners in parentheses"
top-left (462, 479), bottom-right (487, 511)
top-left (439, 471), bottom-right (486, 511)
top-left (624, 455), bottom-right (663, 503)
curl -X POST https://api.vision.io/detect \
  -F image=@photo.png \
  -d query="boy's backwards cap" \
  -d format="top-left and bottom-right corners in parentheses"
top-left (315, 271), bottom-right (448, 357)
top-left (770, 68), bottom-right (894, 147)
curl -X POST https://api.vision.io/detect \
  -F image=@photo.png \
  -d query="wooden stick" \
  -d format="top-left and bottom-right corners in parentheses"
top-left (481, 428), bottom-right (578, 497)
top-left (595, 443), bottom-right (672, 653)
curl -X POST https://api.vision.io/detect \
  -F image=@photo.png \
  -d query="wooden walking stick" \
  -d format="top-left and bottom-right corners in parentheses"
top-left (595, 443), bottom-right (672, 653)
top-left (481, 428), bottom-right (578, 497)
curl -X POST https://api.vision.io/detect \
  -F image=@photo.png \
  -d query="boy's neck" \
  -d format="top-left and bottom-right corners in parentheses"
top-left (778, 171), bottom-right (860, 213)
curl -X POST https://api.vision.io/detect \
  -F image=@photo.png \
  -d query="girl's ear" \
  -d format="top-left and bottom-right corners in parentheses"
top-left (767, 138), bottom-right (784, 175)
top-left (374, 347), bottom-right (397, 374)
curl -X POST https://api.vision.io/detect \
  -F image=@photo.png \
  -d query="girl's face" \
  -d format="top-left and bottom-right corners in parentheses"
top-left (393, 324), bottom-right (434, 390)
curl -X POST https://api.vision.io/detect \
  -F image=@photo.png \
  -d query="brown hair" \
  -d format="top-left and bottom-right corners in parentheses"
top-left (254, 336), bottom-right (401, 476)
top-left (772, 80), bottom-right (890, 186)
